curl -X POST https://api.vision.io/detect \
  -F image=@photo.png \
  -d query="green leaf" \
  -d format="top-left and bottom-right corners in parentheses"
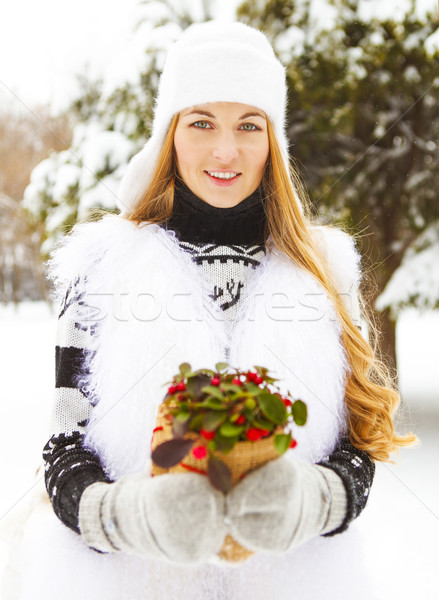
top-left (201, 385), bottom-right (225, 400)
top-left (176, 411), bottom-right (190, 422)
top-left (188, 413), bottom-right (204, 431)
top-left (214, 433), bottom-right (239, 453)
top-left (274, 433), bottom-right (292, 454)
top-left (220, 383), bottom-right (243, 394)
top-left (215, 362), bottom-right (229, 372)
top-left (292, 400), bottom-right (307, 426)
top-left (201, 369), bottom-right (216, 376)
top-left (151, 438), bottom-right (194, 468)
top-left (203, 397), bottom-right (227, 410)
top-left (208, 440), bottom-right (218, 452)
top-left (245, 382), bottom-right (265, 395)
top-left (258, 392), bottom-right (287, 425)
top-left (243, 408), bottom-right (254, 421)
top-left (219, 421), bottom-right (244, 438)
top-left (253, 418), bottom-right (275, 431)
top-left (253, 365), bottom-right (269, 375)
top-left (179, 362), bottom-right (192, 376)
top-left (252, 366), bottom-right (279, 384)
top-left (203, 411), bottom-right (228, 431)
top-left (207, 455), bottom-right (232, 493)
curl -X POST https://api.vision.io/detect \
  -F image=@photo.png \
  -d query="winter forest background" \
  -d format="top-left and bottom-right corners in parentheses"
top-left (0, 0), bottom-right (438, 597)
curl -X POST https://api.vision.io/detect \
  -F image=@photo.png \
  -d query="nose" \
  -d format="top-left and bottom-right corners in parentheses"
top-left (211, 131), bottom-right (239, 163)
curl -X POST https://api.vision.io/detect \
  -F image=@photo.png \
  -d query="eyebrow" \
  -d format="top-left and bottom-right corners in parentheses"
top-left (184, 109), bottom-right (266, 120)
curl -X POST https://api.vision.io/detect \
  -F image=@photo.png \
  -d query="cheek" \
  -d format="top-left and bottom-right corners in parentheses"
top-left (174, 132), bottom-right (201, 173)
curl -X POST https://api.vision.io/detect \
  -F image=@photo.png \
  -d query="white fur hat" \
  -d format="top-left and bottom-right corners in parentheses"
top-left (117, 20), bottom-right (289, 216)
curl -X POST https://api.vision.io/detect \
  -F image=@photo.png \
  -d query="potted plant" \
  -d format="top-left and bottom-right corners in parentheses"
top-left (151, 361), bottom-right (307, 562)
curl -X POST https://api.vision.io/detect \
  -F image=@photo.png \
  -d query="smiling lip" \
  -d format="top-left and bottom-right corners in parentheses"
top-left (204, 170), bottom-right (242, 187)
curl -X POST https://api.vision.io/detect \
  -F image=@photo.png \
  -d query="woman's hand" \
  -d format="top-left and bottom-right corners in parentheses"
top-left (224, 457), bottom-right (348, 554)
top-left (78, 471), bottom-right (227, 564)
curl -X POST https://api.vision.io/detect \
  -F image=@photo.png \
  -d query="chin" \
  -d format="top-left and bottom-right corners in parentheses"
top-left (209, 195), bottom-right (243, 208)
top-left (207, 188), bottom-right (247, 207)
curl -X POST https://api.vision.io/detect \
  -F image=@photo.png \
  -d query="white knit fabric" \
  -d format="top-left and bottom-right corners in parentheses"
top-left (50, 278), bottom-right (97, 435)
top-left (177, 240), bottom-right (267, 345)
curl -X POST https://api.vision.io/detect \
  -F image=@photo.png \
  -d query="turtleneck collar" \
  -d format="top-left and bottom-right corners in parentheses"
top-left (163, 177), bottom-right (267, 245)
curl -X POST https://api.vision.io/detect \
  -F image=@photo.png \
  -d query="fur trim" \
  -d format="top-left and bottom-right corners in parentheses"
top-left (311, 226), bottom-right (362, 325)
top-left (48, 216), bottom-right (351, 479)
top-left (48, 215), bottom-right (229, 478)
top-left (228, 240), bottom-right (350, 464)
top-left (312, 226), bottom-right (361, 293)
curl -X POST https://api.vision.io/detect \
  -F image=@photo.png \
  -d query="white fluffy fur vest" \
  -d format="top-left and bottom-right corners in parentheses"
top-left (48, 214), bottom-right (361, 480)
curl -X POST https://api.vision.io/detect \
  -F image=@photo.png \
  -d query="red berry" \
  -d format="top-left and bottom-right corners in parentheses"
top-left (192, 445), bottom-right (208, 460)
top-left (254, 375), bottom-right (264, 385)
top-left (200, 429), bottom-right (215, 440)
top-left (246, 428), bottom-right (263, 441)
top-left (260, 429), bottom-right (271, 438)
top-left (232, 378), bottom-right (242, 386)
top-left (236, 415), bottom-right (246, 425)
top-left (246, 372), bottom-right (257, 381)
top-left (290, 439), bottom-right (298, 449)
top-left (176, 382), bottom-right (186, 392)
top-left (211, 377), bottom-right (221, 386)
top-left (168, 385), bottom-right (177, 394)
top-left (282, 398), bottom-right (293, 407)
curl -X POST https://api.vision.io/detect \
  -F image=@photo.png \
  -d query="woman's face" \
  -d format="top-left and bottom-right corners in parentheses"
top-left (173, 102), bottom-right (269, 208)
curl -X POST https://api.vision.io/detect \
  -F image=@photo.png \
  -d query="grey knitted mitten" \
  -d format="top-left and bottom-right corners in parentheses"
top-left (78, 471), bottom-right (227, 564)
top-left (225, 457), bottom-right (347, 554)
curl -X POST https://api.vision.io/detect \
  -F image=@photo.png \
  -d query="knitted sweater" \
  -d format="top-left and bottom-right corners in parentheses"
top-left (43, 179), bottom-right (375, 539)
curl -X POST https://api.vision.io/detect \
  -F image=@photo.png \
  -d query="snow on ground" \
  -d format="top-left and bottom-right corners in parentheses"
top-left (0, 302), bottom-right (437, 599)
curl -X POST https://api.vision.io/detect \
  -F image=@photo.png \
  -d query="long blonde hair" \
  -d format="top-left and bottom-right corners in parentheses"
top-left (128, 113), bottom-right (418, 462)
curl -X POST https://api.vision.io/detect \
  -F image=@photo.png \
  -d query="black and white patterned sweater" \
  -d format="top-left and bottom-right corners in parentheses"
top-left (43, 179), bottom-right (375, 538)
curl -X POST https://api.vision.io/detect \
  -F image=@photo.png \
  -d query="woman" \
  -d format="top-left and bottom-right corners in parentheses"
top-left (14, 20), bottom-right (415, 600)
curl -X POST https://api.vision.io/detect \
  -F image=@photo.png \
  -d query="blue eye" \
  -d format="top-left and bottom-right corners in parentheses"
top-left (240, 123), bottom-right (259, 131)
top-left (193, 121), bottom-right (211, 129)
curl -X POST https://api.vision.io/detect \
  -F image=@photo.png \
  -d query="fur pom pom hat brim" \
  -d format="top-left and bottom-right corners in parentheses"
top-left (117, 20), bottom-right (290, 217)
